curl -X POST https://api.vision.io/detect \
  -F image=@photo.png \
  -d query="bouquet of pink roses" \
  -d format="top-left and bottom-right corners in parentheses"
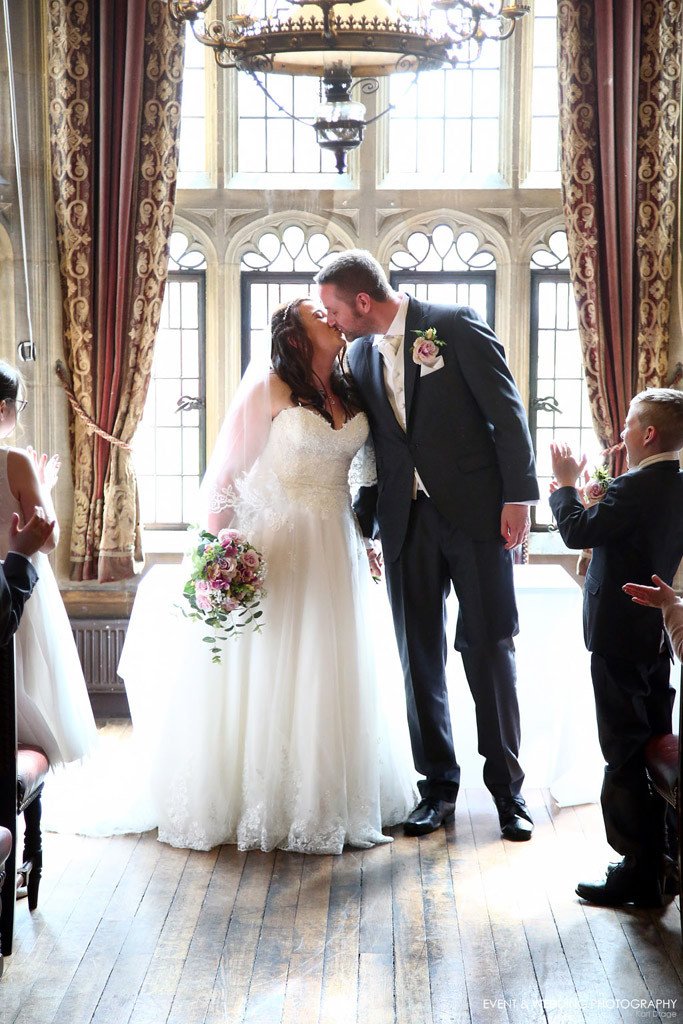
top-left (181, 528), bottom-right (266, 662)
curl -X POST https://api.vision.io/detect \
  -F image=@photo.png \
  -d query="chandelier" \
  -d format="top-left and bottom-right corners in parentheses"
top-left (168, 0), bottom-right (529, 172)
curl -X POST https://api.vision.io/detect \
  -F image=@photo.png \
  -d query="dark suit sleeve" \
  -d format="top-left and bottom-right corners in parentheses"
top-left (0, 553), bottom-right (38, 646)
top-left (352, 484), bottom-right (379, 540)
top-left (451, 307), bottom-right (539, 502)
top-left (548, 477), bottom-right (641, 550)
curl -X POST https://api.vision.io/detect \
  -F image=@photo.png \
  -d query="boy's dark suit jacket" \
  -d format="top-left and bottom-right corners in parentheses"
top-left (348, 297), bottom-right (539, 564)
top-left (549, 461), bottom-right (683, 662)
top-left (0, 553), bottom-right (37, 646)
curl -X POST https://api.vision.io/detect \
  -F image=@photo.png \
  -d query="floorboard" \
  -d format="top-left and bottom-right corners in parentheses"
top-left (1, 727), bottom-right (682, 1024)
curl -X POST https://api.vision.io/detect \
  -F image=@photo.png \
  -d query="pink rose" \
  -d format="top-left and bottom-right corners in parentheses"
top-left (218, 528), bottom-right (242, 547)
top-left (585, 479), bottom-right (608, 503)
top-left (241, 549), bottom-right (260, 570)
top-left (196, 591), bottom-right (212, 612)
top-left (412, 339), bottom-right (440, 367)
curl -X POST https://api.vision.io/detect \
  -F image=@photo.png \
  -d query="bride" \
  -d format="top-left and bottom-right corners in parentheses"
top-left (118, 297), bottom-right (417, 854)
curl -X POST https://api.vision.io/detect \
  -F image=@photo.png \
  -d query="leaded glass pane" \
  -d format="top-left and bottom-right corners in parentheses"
top-left (387, 37), bottom-right (501, 179)
top-left (178, 25), bottom-right (207, 178)
top-left (530, 6), bottom-right (560, 174)
top-left (240, 229), bottom-right (340, 369)
top-left (134, 270), bottom-right (205, 527)
top-left (236, 71), bottom-right (342, 175)
top-left (390, 224), bottom-right (495, 325)
top-left (529, 248), bottom-right (599, 528)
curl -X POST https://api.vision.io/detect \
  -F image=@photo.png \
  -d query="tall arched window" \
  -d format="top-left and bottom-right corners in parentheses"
top-left (529, 231), bottom-right (598, 528)
top-left (134, 232), bottom-right (207, 528)
top-left (389, 225), bottom-right (496, 327)
top-left (240, 226), bottom-right (339, 370)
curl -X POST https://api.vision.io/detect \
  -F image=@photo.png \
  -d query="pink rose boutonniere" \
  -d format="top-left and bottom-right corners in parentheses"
top-left (582, 464), bottom-right (612, 506)
top-left (411, 326), bottom-right (445, 367)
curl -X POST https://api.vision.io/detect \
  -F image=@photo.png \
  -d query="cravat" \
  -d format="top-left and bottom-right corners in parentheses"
top-left (377, 334), bottom-right (402, 366)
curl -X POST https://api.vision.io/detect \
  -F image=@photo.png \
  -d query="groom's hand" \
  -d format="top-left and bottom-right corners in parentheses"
top-left (500, 503), bottom-right (530, 551)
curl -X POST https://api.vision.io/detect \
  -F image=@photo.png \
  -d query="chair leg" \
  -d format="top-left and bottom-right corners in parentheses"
top-left (677, 790), bottom-right (682, 944)
top-left (0, 867), bottom-right (4, 977)
top-left (0, 831), bottom-right (15, 958)
top-left (21, 788), bottom-right (43, 913)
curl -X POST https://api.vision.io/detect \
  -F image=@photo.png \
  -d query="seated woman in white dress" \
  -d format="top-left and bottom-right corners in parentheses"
top-left (119, 298), bottom-right (417, 854)
top-left (0, 361), bottom-right (97, 766)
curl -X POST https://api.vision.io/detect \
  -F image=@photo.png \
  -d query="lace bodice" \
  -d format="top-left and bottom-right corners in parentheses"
top-left (261, 407), bottom-right (369, 511)
top-left (208, 407), bottom-right (371, 528)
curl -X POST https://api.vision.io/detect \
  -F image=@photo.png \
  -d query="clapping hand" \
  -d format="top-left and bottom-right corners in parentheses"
top-left (26, 446), bottom-right (60, 491)
top-left (8, 508), bottom-right (55, 558)
top-left (549, 468), bottom-right (591, 504)
top-left (622, 574), bottom-right (678, 611)
top-left (549, 441), bottom-right (587, 489)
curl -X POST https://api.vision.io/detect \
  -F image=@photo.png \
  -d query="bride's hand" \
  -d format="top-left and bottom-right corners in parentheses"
top-left (366, 545), bottom-right (383, 582)
top-left (27, 446), bottom-right (60, 491)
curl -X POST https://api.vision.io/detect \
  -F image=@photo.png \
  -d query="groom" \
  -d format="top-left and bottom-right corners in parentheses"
top-left (316, 250), bottom-right (539, 840)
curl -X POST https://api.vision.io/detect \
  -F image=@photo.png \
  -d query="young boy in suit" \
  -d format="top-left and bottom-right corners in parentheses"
top-left (549, 387), bottom-right (683, 907)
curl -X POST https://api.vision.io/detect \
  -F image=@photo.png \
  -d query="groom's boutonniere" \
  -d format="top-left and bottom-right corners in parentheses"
top-left (410, 327), bottom-right (445, 367)
top-left (582, 464), bottom-right (612, 506)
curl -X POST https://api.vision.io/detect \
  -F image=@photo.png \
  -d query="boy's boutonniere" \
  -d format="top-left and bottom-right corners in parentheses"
top-left (582, 464), bottom-right (612, 505)
top-left (411, 327), bottom-right (445, 368)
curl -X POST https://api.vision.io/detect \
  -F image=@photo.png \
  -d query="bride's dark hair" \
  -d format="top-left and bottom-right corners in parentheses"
top-left (271, 298), bottom-right (359, 427)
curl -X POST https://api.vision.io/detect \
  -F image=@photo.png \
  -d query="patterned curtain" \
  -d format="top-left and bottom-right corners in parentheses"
top-left (46, 0), bottom-right (184, 581)
top-left (557, 0), bottom-right (682, 477)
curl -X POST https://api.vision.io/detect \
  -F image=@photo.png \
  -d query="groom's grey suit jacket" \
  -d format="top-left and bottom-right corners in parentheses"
top-left (348, 296), bottom-right (539, 563)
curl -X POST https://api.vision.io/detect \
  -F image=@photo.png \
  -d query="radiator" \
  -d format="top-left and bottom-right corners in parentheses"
top-left (70, 619), bottom-right (129, 693)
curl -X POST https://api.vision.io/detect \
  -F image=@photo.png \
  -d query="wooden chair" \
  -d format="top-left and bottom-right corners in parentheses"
top-left (644, 663), bottom-right (682, 937)
top-left (0, 641), bottom-right (49, 960)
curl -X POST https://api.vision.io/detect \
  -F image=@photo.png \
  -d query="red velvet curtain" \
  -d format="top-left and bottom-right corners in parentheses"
top-left (47, 0), bottom-right (184, 580)
top-left (557, 0), bottom-right (682, 476)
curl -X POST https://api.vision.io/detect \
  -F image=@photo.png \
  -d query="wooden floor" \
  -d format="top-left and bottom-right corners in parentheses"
top-left (1, 789), bottom-right (682, 1023)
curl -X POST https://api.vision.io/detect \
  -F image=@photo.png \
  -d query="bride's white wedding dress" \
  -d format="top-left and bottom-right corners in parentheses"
top-left (118, 406), bottom-right (417, 854)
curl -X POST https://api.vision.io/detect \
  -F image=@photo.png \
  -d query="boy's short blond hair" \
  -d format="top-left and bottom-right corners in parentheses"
top-left (631, 387), bottom-right (683, 451)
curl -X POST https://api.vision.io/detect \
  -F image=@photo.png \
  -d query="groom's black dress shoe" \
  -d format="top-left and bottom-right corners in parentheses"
top-left (404, 797), bottom-right (456, 836)
top-left (575, 859), bottom-right (663, 908)
top-left (493, 795), bottom-right (534, 842)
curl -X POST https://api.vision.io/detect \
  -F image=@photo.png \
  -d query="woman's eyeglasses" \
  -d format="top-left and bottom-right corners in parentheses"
top-left (9, 398), bottom-right (28, 413)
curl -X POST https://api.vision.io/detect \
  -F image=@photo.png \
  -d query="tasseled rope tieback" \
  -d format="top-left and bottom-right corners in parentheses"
top-left (54, 361), bottom-right (133, 452)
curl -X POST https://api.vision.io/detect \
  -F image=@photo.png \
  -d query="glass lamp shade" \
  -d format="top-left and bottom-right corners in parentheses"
top-left (314, 71), bottom-right (366, 174)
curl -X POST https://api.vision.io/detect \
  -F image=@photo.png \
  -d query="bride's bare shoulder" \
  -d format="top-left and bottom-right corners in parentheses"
top-left (269, 372), bottom-right (297, 417)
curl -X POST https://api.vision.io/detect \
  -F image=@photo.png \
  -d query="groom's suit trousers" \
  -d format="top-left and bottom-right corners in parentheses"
top-left (384, 492), bottom-right (525, 802)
